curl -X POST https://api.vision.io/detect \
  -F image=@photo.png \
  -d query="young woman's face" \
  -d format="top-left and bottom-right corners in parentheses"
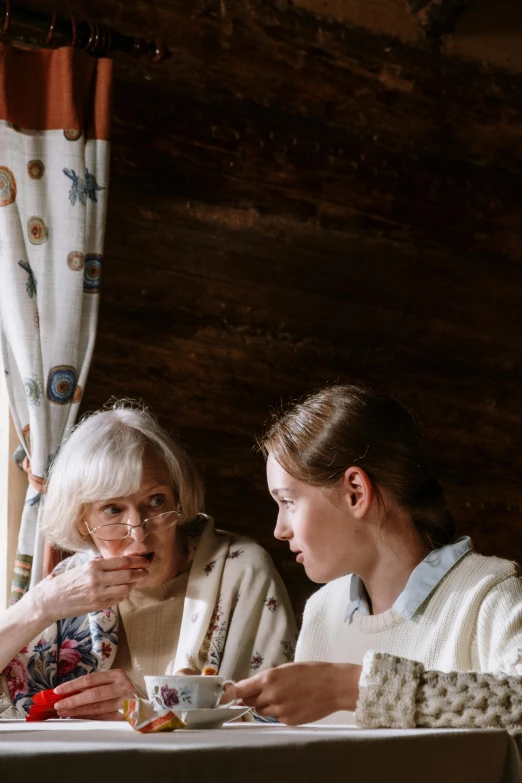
top-left (82, 449), bottom-right (185, 588)
top-left (267, 454), bottom-right (369, 583)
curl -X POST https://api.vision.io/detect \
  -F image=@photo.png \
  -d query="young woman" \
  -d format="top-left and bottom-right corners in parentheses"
top-left (0, 403), bottom-right (297, 719)
top-left (231, 385), bottom-right (522, 731)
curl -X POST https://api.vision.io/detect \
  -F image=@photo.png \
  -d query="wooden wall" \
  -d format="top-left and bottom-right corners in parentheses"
top-left (21, 0), bottom-right (522, 618)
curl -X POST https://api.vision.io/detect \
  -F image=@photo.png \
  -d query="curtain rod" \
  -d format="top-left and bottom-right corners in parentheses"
top-left (0, 1), bottom-right (169, 62)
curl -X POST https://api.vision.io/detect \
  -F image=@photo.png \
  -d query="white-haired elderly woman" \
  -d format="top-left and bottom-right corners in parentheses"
top-left (0, 404), bottom-right (297, 719)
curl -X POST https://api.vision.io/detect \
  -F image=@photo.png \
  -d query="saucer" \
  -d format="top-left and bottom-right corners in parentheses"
top-left (173, 705), bottom-right (251, 729)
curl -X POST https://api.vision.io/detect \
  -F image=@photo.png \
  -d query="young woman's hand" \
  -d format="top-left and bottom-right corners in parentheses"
top-left (54, 670), bottom-right (136, 720)
top-left (229, 662), bottom-right (362, 725)
top-left (36, 556), bottom-right (150, 624)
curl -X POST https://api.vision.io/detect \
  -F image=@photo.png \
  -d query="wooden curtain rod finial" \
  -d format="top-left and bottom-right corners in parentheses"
top-left (150, 38), bottom-right (167, 63)
top-left (133, 35), bottom-right (169, 63)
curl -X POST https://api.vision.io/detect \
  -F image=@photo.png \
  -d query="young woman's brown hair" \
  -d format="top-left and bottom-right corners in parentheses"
top-left (259, 384), bottom-right (455, 549)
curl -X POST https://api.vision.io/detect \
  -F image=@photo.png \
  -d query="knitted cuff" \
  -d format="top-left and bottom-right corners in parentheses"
top-left (355, 650), bottom-right (425, 729)
top-left (415, 669), bottom-right (522, 730)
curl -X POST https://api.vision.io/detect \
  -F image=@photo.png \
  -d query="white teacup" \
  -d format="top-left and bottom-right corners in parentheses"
top-left (145, 675), bottom-right (236, 711)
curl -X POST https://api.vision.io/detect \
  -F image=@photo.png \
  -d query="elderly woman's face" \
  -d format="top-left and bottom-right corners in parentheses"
top-left (82, 448), bottom-right (185, 588)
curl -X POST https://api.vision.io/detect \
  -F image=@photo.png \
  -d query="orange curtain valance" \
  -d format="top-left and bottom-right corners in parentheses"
top-left (0, 42), bottom-right (112, 140)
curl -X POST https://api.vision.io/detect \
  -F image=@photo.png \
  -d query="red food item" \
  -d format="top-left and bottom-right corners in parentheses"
top-left (26, 706), bottom-right (58, 722)
top-left (32, 689), bottom-right (63, 707)
top-left (26, 688), bottom-right (81, 721)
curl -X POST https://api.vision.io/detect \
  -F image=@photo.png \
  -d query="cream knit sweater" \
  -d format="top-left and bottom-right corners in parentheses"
top-left (113, 571), bottom-right (189, 694)
top-left (296, 551), bottom-right (522, 728)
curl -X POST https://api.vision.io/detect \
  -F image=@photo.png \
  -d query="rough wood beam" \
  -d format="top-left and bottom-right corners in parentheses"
top-left (408, 0), bottom-right (474, 36)
top-left (107, 78), bottom-right (522, 264)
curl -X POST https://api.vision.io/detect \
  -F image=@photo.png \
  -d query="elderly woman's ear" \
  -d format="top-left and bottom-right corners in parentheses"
top-left (21, 457), bottom-right (46, 494)
top-left (76, 518), bottom-right (90, 542)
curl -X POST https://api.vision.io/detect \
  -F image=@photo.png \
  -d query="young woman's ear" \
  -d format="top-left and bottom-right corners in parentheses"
top-left (341, 467), bottom-right (373, 518)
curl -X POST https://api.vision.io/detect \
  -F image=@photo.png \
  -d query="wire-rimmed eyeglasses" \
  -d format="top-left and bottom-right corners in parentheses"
top-left (84, 509), bottom-right (182, 541)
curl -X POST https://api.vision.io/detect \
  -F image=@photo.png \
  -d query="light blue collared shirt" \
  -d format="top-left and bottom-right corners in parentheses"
top-left (344, 536), bottom-right (474, 623)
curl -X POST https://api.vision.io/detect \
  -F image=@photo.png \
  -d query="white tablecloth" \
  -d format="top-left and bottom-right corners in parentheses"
top-left (0, 720), bottom-right (520, 783)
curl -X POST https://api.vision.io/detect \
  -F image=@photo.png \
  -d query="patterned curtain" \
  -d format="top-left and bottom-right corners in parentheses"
top-left (0, 43), bottom-right (112, 602)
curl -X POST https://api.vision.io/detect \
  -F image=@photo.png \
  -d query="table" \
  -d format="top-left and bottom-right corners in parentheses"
top-left (0, 720), bottom-right (520, 783)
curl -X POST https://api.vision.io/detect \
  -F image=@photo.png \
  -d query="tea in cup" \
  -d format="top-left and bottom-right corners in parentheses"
top-left (145, 675), bottom-right (236, 711)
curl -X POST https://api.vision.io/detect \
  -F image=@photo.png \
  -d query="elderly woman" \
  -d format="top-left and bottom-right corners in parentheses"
top-left (0, 403), bottom-right (297, 719)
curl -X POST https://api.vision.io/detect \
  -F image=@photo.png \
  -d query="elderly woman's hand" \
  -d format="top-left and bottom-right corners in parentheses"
top-left (37, 556), bottom-right (150, 624)
top-left (21, 457), bottom-right (46, 494)
top-left (228, 661), bottom-right (362, 725)
top-left (53, 670), bottom-right (135, 720)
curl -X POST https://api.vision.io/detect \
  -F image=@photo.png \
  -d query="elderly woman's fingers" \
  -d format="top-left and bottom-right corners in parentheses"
top-left (100, 566), bottom-right (149, 586)
top-left (84, 558), bottom-right (150, 589)
top-left (54, 671), bottom-right (115, 695)
top-left (92, 557), bottom-right (150, 583)
top-left (54, 670), bottom-right (135, 717)
top-left (97, 555), bottom-right (150, 572)
top-left (90, 559), bottom-right (150, 590)
top-left (54, 670), bottom-right (132, 697)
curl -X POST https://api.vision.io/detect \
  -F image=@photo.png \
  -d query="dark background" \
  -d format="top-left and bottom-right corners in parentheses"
top-left (22, 0), bottom-right (522, 619)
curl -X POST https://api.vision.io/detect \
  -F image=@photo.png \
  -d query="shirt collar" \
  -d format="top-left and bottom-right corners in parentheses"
top-left (344, 535), bottom-right (473, 623)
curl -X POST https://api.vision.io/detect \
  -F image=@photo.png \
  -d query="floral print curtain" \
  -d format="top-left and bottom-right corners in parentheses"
top-left (0, 43), bottom-right (113, 601)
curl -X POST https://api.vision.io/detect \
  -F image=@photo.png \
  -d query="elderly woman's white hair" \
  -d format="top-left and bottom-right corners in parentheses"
top-left (40, 402), bottom-right (205, 552)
